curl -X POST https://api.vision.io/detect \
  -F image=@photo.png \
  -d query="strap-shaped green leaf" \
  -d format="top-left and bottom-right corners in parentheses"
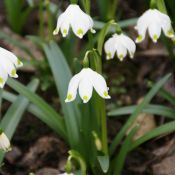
top-left (0, 79), bottom-right (39, 163)
top-left (43, 41), bottom-right (81, 147)
top-left (112, 127), bottom-right (138, 175)
top-left (7, 78), bottom-right (66, 139)
top-left (109, 73), bottom-right (171, 155)
top-left (2, 91), bottom-right (67, 138)
top-left (94, 18), bottom-right (138, 31)
top-left (108, 104), bottom-right (175, 119)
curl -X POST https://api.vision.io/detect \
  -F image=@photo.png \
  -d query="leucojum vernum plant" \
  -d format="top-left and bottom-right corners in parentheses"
top-left (0, 0), bottom-right (175, 175)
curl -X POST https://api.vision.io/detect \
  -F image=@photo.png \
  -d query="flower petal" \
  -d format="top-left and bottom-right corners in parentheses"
top-left (60, 21), bottom-right (70, 37)
top-left (135, 9), bottom-right (153, 43)
top-left (148, 22), bottom-right (161, 43)
top-left (54, 4), bottom-right (73, 35)
top-left (104, 37), bottom-right (116, 60)
top-left (0, 47), bottom-right (23, 68)
top-left (65, 73), bottom-right (81, 103)
top-left (0, 55), bottom-right (18, 78)
top-left (0, 132), bottom-right (11, 152)
top-left (91, 70), bottom-right (110, 99)
top-left (157, 10), bottom-right (174, 38)
top-left (0, 65), bottom-right (8, 88)
top-left (114, 41), bottom-right (127, 61)
top-left (78, 77), bottom-right (93, 103)
top-left (119, 34), bottom-right (136, 58)
top-left (69, 5), bottom-right (93, 38)
top-left (54, 4), bottom-right (94, 38)
top-left (71, 17), bottom-right (92, 39)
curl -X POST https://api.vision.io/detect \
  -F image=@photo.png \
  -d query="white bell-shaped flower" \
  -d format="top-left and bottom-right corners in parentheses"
top-left (104, 33), bottom-right (136, 61)
top-left (58, 173), bottom-right (74, 175)
top-left (0, 47), bottom-right (23, 88)
top-left (53, 4), bottom-right (95, 39)
top-left (135, 9), bottom-right (174, 43)
top-left (0, 131), bottom-right (11, 152)
top-left (65, 68), bottom-right (110, 103)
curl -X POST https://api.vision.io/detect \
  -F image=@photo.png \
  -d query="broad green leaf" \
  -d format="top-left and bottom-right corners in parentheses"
top-left (6, 78), bottom-right (66, 139)
top-left (108, 104), bottom-right (175, 119)
top-left (97, 155), bottom-right (109, 173)
top-left (109, 73), bottom-right (171, 155)
top-left (43, 41), bottom-right (80, 147)
top-left (0, 79), bottom-right (39, 163)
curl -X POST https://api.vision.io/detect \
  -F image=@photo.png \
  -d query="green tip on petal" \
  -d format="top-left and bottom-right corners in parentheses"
top-left (77, 28), bottom-right (84, 38)
top-left (11, 69), bottom-right (17, 77)
top-left (136, 35), bottom-right (143, 43)
top-left (17, 59), bottom-right (23, 67)
top-left (103, 91), bottom-right (109, 97)
top-left (83, 95), bottom-right (88, 103)
top-left (53, 28), bottom-right (59, 35)
top-left (118, 54), bottom-right (124, 61)
top-left (167, 29), bottom-right (174, 38)
top-left (62, 28), bottom-right (68, 37)
top-left (153, 34), bottom-right (158, 43)
top-left (90, 28), bottom-right (96, 34)
top-left (66, 94), bottom-right (72, 101)
top-left (130, 52), bottom-right (134, 59)
top-left (106, 52), bottom-right (112, 60)
top-left (0, 77), bottom-right (4, 84)
top-left (63, 29), bottom-right (67, 34)
top-left (103, 91), bottom-right (111, 99)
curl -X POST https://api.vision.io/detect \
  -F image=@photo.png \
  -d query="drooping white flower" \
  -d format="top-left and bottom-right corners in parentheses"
top-left (65, 68), bottom-right (110, 103)
top-left (53, 4), bottom-right (95, 39)
top-left (0, 47), bottom-right (23, 88)
top-left (104, 33), bottom-right (136, 61)
top-left (135, 9), bottom-right (174, 43)
top-left (58, 173), bottom-right (74, 175)
top-left (0, 131), bottom-right (11, 152)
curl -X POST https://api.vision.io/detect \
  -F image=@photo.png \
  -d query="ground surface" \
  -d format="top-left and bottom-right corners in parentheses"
top-left (0, 0), bottom-right (175, 175)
